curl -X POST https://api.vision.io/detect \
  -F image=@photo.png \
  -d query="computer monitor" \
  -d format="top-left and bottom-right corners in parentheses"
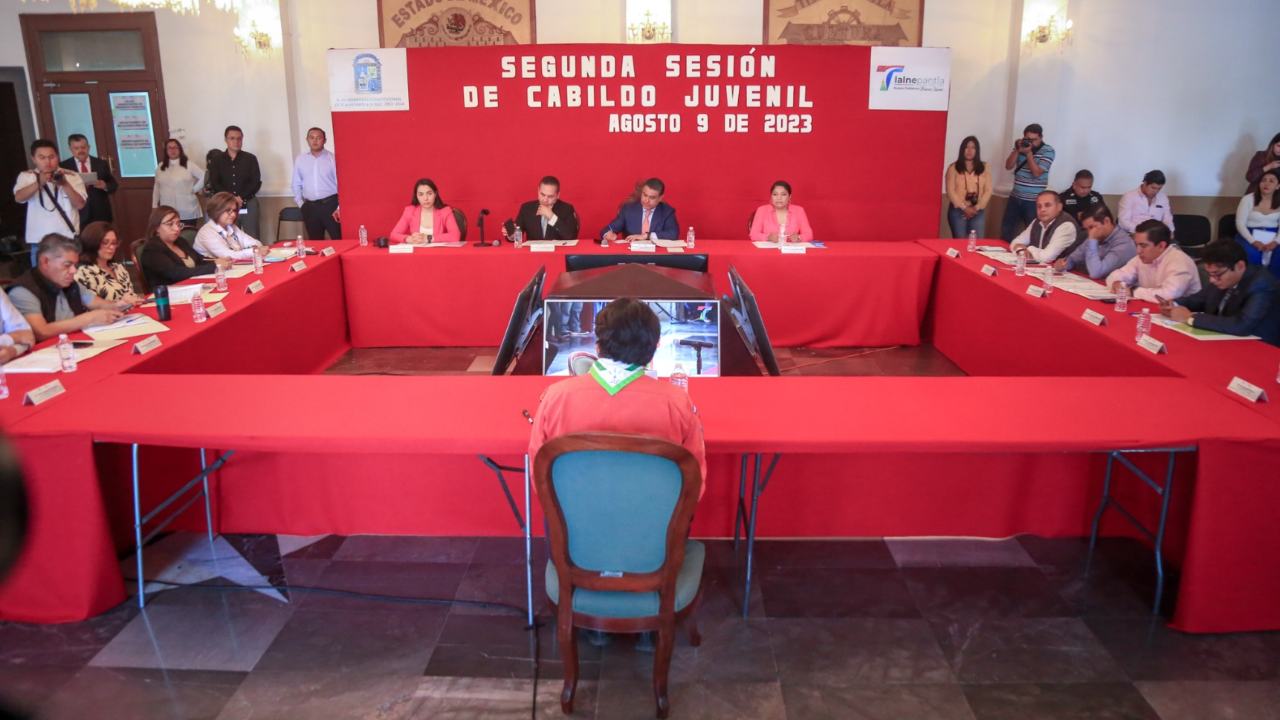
top-left (564, 253), bottom-right (709, 273)
top-left (492, 267), bottom-right (546, 375)
top-left (542, 299), bottom-right (720, 377)
top-left (726, 266), bottom-right (781, 376)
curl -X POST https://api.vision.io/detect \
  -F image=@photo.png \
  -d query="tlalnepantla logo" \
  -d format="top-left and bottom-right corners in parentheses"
top-left (876, 64), bottom-right (945, 93)
top-left (868, 47), bottom-right (950, 111)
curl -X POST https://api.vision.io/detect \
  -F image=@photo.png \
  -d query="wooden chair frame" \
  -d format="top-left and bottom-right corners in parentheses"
top-left (534, 432), bottom-right (704, 719)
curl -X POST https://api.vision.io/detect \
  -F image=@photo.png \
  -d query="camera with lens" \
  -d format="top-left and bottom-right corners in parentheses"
top-left (50, 170), bottom-right (65, 183)
top-left (964, 192), bottom-right (979, 206)
top-left (1018, 139), bottom-right (1034, 149)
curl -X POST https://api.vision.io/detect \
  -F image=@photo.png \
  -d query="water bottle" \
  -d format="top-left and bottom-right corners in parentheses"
top-left (686, 226), bottom-right (695, 248)
top-left (191, 293), bottom-right (208, 323)
top-left (669, 363), bottom-right (689, 392)
top-left (0, 363), bottom-right (9, 400)
top-left (214, 263), bottom-right (228, 291)
top-left (778, 220), bottom-right (788, 245)
top-left (600, 233), bottom-right (609, 248)
top-left (513, 226), bottom-right (524, 248)
top-left (252, 250), bottom-right (264, 275)
top-left (1115, 285), bottom-right (1129, 313)
top-left (1043, 267), bottom-right (1054, 296)
top-left (966, 229), bottom-right (977, 252)
top-left (295, 234), bottom-right (306, 259)
top-left (1136, 308), bottom-right (1151, 342)
top-left (154, 285), bottom-right (172, 321)
top-left (57, 334), bottom-right (77, 372)
top-left (358, 224), bottom-right (368, 247)
top-left (1015, 252), bottom-right (1027, 277)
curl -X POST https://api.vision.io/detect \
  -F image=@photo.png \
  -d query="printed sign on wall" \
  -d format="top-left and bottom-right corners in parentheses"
top-left (868, 46), bottom-right (950, 111)
top-left (328, 48), bottom-right (410, 112)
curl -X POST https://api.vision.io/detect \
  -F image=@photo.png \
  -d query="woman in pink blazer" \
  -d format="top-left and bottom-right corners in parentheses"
top-left (749, 181), bottom-right (815, 242)
top-left (390, 178), bottom-right (460, 244)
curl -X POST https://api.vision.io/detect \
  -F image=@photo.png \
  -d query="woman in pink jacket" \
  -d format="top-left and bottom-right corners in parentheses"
top-left (749, 180), bottom-right (814, 243)
top-left (390, 178), bottom-right (460, 244)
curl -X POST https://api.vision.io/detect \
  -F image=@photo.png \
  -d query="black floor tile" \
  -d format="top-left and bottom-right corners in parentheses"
top-left (1086, 616), bottom-right (1280, 682)
top-left (962, 682), bottom-right (1160, 720)
top-left (930, 617), bottom-right (1128, 684)
top-left (903, 567), bottom-right (1076, 621)
top-left (760, 568), bottom-right (920, 618)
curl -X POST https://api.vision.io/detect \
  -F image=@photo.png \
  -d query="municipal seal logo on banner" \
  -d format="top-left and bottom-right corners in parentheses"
top-left (330, 48), bottom-right (410, 112)
top-left (868, 47), bottom-right (950, 111)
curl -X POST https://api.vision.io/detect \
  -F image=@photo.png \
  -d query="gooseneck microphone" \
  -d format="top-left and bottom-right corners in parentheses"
top-left (475, 209), bottom-right (491, 247)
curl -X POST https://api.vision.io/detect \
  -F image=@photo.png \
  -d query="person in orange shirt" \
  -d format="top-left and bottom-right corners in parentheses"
top-left (528, 297), bottom-right (707, 497)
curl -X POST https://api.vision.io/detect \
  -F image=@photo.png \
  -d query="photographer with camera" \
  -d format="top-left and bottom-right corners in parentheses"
top-left (1000, 123), bottom-right (1055, 242)
top-left (12, 139), bottom-right (86, 267)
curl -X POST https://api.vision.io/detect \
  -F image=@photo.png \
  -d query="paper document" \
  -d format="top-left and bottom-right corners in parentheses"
top-left (3, 340), bottom-right (125, 373)
top-left (753, 240), bottom-right (817, 249)
top-left (267, 248), bottom-right (297, 261)
top-left (416, 241), bottom-right (466, 248)
top-left (1026, 269), bottom-right (1115, 300)
top-left (191, 265), bottom-right (255, 280)
top-left (974, 246), bottom-right (1022, 266)
top-left (78, 172), bottom-right (99, 185)
top-left (143, 284), bottom-right (226, 307)
top-left (1149, 315), bottom-right (1260, 341)
top-left (83, 314), bottom-right (171, 341)
top-left (652, 238), bottom-right (687, 249)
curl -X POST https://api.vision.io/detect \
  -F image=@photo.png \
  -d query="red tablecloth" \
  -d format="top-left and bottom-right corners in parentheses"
top-left (340, 240), bottom-right (936, 348)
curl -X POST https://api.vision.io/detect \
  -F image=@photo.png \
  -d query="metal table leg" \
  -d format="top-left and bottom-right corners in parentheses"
top-left (741, 453), bottom-right (781, 619)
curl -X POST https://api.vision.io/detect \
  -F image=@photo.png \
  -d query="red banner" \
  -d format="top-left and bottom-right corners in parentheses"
top-left (332, 43), bottom-right (946, 242)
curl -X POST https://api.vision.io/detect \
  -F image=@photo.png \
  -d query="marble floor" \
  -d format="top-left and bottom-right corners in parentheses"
top-left (3, 534), bottom-right (1278, 719)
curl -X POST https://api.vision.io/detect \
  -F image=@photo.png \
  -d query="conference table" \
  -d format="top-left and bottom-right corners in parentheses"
top-left (1, 238), bottom-right (1277, 637)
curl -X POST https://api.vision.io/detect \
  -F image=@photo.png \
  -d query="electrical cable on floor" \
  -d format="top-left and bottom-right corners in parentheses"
top-left (121, 576), bottom-right (548, 717)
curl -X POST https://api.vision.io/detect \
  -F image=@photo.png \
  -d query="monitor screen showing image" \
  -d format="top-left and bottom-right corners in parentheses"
top-left (543, 299), bottom-right (720, 377)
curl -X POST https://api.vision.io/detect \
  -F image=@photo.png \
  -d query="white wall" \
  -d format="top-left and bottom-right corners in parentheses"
top-left (674, 0), bottom-right (761, 44)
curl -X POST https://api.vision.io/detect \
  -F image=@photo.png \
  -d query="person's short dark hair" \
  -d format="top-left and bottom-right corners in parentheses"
top-left (306, 127), bottom-right (325, 139)
top-left (1024, 123), bottom-right (1043, 136)
top-left (1082, 203), bottom-right (1115, 224)
top-left (224, 125), bottom-right (243, 138)
top-left (1074, 169), bottom-right (1094, 181)
top-left (1036, 189), bottom-right (1062, 203)
top-left (37, 233), bottom-right (81, 259)
top-left (410, 178), bottom-right (445, 209)
top-left (642, 177), bottom-right (665, 196)
top-left (595, 298), bottom-right (661, 366)
top-left (539, 175), bottom-right (560, 190)
top-left (67, 133), bottom-right (88, 146)
top-left (1135, 219), bottom-right (1171, 246)
top-left (1142, 169), bottom-right (1166, 185)
top-left (1199, 240), bottom-right (1247, 268)
top-left (771, 180), bottom-right (792, 195)
top-left (0, 438), bottom-right (29, 584)
top-left (30, 139), bottom-right (57, 156)
top-left (78, 221), bottom-right (118, 265)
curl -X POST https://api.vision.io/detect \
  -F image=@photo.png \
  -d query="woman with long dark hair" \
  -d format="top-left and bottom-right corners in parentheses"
top-left (138, 205), bottom-right (230, 289)
top-left (389, 178), bottom-right (459, 244)
top-left (1246, 132), bottom-right (1280, 193)
top-left (153, 138), bottom-right (205, 226)
top-left (944, 135), bottom-right (992, 239)
top-left (75, 221), bottom-right (138, 302)
top-left (1236, 169), bottom-right (1280, 277)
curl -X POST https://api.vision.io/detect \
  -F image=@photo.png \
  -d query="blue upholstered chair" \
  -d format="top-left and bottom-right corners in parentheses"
top-left (533, 433), bottom-right (705, 719)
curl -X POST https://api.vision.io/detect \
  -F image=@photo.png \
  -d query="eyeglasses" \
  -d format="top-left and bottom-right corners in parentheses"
top-left (162, 219), bottom-right (183, 227)
top-left (1206, 268), bottom-right (1232, 280)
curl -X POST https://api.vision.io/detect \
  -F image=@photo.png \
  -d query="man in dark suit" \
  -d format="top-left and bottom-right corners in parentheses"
top-left (600, 177), bottom-right (679, 242)
top-left (1161, 240), bottom-right (1280, 346)
top-left (504, 175), bottom-right (579, 241)
top-left (61, 134), bottom-right (117, 225)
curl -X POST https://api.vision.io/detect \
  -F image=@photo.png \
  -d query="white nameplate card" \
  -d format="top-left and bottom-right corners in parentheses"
top-left (206, 302), bottom-right (227, 319)
top-left (1025, 285), bottom-right (1046, 298)
top-left (1081, 308), bottom-right (1108, 326)
top-left (1137, 334), bottom-right (1167, 354)
top-left (23, 379), bottom-right (66, 406)
top-left (629, 241), bottom-right (656, 252)
top-left (667, 247), bottom-right (685, 253)
top-left (945, 247), bottom-right (962, 259)
top-left (290, 260), bottom-right (307, 272)
top-left (131, 335), bottom-right (162, 355)
top-left (389, 244), bottom-right (414, 254)
top-left (320, 246), bottom-right (336, 257)
top-left (529, 243), bottom-right (556, 253)
top-left (246, 280), bottom-right (265, 294)
top-left (780, 245), bottom-right (807, 254)
top-left (981, 264), bottom-right (998, 277)
top-left (1227, 376), bottom-right (1268, 403)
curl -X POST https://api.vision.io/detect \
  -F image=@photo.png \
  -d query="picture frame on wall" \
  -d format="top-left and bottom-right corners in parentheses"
top-left (377, 0), bottom-right (536, 47)
top-left (764, 0), bottom-right (924, 46)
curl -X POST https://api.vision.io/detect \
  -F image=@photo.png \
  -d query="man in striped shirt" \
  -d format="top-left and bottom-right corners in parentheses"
top-left (1000, 123), bottom-right (1055, 241)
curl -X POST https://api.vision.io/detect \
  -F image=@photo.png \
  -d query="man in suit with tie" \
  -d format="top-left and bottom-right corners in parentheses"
top-left (504, 175), bottom-right (580, 241)
top-left (601, 177), bottom-right (679, 242)
top-left (1161, 240), bottom-right (1280, 345)
top-left (61, 134), bottom-right (117, 225)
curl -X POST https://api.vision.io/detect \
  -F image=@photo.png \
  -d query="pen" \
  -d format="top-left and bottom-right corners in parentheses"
top-left (522, 409), bottom-right (534, 425)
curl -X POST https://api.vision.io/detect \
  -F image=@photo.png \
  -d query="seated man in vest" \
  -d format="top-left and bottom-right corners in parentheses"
top-left (1160, 240), bottom-right (1280, 345)
top-left (1105, 220), bottom-right (1201, 303)
top-left (8, 233), bottom-right (130, 343)
top-left (1010, 190), bottom-right (1078, 263)
top-left (529, 297), bottom-right (706, 494)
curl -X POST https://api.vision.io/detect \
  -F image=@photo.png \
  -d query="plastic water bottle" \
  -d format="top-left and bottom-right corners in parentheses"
top-left (252, 250), bottom-right (264, 275)
top-left (600, 233), bottom-right (609, 248)
top-left (1043, 267), bottom-right (1054, 296)
top-left (967, 229), bottom-right (977, 252)
top-left (358, 224), bottom-right (368, 247)
top-left (513, 226), bottom-right (524, 248)
top-left (191, 293), bottom-right (208, 323)
top-left (669, 363), bottom-right (689, 392)
top-left (1115, 285), bottom-right (1129, 313)
top-left (778, 220), bottom-right (788, 245)
top-left (57, 333), bottom-right (77, 372)
top-left (0, 363), bottom-right (8, 400)
top-left (686, 226), bottom-right (695, 248)
top-left (1136, 308), bottom-right (1151, 341)
top-left (295, 234), bottom-right (306, 259)
top-left (1015, 252), bottom-right (1027, 277)
top-left (214, 263), bottom-right (228, 291)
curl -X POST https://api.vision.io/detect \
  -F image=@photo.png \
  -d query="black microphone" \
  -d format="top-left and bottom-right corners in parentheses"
top-left (475, 208), bottom-right (490, 247)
